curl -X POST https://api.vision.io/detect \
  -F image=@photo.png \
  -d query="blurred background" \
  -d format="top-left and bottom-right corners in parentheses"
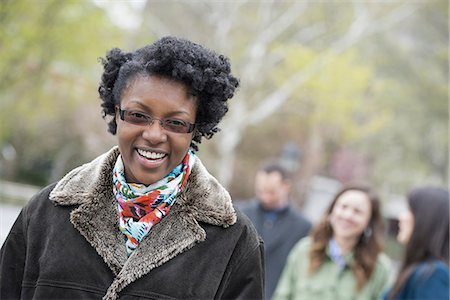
top-left (0, 0), bottom-right (448, 256)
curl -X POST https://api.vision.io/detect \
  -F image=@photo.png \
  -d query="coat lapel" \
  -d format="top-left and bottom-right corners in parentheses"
top-left (51, 147), bottom-right (128, 275)
top-left (104, 202), bottom-right (207, 299)
top-left (69, 186), bottom-right (128, 275)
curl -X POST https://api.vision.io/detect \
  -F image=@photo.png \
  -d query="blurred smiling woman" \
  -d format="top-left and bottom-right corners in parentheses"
top-left (0, 36), bottom-right (264, 300)
top-left (274, 184), bottom-right (391, 300)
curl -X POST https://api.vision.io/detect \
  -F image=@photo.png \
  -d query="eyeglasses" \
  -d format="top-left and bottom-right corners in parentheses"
top-left (118, 108), bottom-right (195, 134)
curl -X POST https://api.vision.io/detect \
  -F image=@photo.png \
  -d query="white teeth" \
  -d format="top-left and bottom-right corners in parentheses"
top-left (137, 149), bottom-right (166, 160)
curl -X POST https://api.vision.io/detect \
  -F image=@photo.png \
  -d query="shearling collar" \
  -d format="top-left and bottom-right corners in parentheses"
top-left (49, 146), bottom-right (236, 300)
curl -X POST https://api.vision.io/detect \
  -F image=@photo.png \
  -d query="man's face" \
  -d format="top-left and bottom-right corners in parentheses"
top-left (254, 171), bottom-right (291, 210)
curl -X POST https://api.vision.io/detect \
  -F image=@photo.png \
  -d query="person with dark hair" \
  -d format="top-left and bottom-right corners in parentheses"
top-left (273, 184), bottom-right (390, 300)
top-left (384, 186), bottom-right (449, 300)
top-left (239, 161), bottom-right (311, 300)
top-left (0, 36), bottom-right (264, 299)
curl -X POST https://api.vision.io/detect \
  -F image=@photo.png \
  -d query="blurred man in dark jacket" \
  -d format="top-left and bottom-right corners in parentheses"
top-left (240, 162), bottom-right (312, 300)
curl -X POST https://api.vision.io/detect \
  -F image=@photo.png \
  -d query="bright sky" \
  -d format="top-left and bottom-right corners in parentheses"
top-left (92, 0), bottom-right (146, 30)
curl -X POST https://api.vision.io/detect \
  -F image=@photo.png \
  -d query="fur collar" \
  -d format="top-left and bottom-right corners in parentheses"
top-left (49, 147), bottom-right (236, 299)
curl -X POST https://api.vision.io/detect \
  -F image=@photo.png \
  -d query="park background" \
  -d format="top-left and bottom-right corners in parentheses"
top-left (0, 0), bottom-right (448, 258)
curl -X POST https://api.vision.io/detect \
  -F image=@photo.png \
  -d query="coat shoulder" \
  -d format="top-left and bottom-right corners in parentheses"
top-left (233, 207), bottom-right (263, 247)
top-left (22, 182), bottom-right (59, 216)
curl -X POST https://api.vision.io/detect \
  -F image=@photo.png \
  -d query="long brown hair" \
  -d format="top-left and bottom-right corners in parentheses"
top-left (308, 184), bottom-right (384, 291)
top-left (387, 186), bottom-right (449, 299)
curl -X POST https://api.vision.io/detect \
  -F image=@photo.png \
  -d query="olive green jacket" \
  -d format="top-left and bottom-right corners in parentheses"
top-left (273, 237), bottom-right (391, 300)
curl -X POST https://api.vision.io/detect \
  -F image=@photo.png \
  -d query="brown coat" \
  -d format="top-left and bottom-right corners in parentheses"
top-left (0, 147), bottom-right (264, 299)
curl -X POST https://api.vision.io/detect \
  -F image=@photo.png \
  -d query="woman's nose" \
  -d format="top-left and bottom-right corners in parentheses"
top-left (341, 208), bottom-right (353, 219)
top-left (141, 121), bottom-right (168, 144)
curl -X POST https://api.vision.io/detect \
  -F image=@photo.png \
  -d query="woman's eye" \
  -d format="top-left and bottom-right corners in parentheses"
top-left (166, 119), bottom-right (187, 127)
top-left (339, 205), bottom-right (349, 211)
top-left (130, 112), bottom-right (147, 119)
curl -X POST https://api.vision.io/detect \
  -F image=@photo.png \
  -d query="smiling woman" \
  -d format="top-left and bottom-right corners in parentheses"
top-left (0, 36), bottom-right (264, 300)
top-left (273, 184), bottom-right (391, 300)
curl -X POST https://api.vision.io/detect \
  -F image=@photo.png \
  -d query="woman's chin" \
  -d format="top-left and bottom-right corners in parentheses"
top-left (396, 234), bottom-right (408, 245)
top-left (135, 172), bottom-right (166, 186)
top-left (125, 165), bottom-right (167, 186)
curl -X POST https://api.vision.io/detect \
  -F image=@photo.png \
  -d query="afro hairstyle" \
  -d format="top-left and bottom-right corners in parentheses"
top-left (98, 36), bottom-right (239, 151)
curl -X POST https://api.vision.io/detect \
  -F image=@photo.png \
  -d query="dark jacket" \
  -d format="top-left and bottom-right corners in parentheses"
top-left (239, 201), bottom-right (311, 300)
top-left (0, 147), bottom-right (265, 300)
top-left (385, 260), bottom-right (449, 300)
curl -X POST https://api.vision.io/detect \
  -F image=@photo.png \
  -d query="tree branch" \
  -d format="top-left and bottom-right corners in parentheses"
top-left (245, 3), bottom-right (417, 125)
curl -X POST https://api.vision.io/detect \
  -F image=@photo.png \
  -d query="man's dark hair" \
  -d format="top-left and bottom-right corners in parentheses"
top-left (98, 36), bottom-right (239, 151)
top-left (259, 161), bottom-right (292, 181)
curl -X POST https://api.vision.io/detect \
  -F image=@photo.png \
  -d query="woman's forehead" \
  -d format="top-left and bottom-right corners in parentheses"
top-left (336, 190), bottom-right (371, 208)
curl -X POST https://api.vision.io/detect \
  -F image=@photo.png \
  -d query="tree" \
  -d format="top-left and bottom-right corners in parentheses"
top-left (135, 1), bottom-right (432, 195)
top-left (0, 0), bottom-right (121, 184)
top-left (355, 0), bottom-right (448, 194)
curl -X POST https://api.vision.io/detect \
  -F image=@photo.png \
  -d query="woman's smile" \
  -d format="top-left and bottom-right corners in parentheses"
top-left (136, 148), bottom-right (167, 160)
top-left (334, 218), bottom-right (355, 229)
top-left (135, 148), bottom-right (168, 169)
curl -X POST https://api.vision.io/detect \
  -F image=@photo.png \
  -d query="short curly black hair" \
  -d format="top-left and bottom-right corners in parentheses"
top-left (98, 36), bottom-right (239, 151)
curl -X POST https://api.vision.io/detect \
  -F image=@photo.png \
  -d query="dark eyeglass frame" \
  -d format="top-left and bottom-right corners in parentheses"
top-left (117, 107), bottom-right (195, 134)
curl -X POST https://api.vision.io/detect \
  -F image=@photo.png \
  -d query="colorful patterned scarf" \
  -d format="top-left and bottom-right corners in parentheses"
top-left (113, 150), bottom-right (196, 256)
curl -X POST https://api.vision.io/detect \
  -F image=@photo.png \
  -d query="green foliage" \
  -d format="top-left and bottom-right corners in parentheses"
top-left (0, 0), bottom-right (122, 184)
top-left (272, 46), bottom-right (389, 143)
top-left (355, 0), bottom-right (449, 194)
top-left (227, 1), bottom-right (448, 199)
